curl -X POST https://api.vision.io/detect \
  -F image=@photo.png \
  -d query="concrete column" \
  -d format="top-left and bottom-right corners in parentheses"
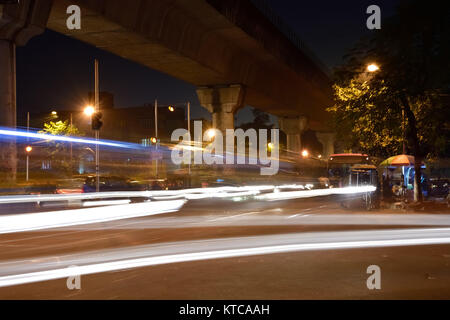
top-left (278, 116), bottom-right (308, 154)
top-left (316, 132), bottom-right (336, 159)
top-left (196, 85), bottom-right (245, 133)
top-left (0, 40), bottom-right (16, 181)
top-left (0, 0), bottom-right (52, 181)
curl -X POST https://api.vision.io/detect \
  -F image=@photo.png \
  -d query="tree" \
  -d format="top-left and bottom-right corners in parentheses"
top-left (39, 120), bottom-right (82, 174)
top-left (329, 0), bottom-right (450, 202)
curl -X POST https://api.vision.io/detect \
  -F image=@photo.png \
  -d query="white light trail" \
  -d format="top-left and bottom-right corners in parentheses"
top-left (0, 128), bottom-right (131, 148)
top-left (255, 186), bottom-right (376, 201)
top-left (82, 200), bottom-right (131, 207)
top-left (0, 200), bottom-right (185, 234)
top-left (0, 185), bottom-right (374, 204)
top-left (0, 228), bottom-right (449, 288)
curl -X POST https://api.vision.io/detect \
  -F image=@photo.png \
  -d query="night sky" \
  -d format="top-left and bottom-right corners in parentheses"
top-left (16, 0), bottom-right (400, 125)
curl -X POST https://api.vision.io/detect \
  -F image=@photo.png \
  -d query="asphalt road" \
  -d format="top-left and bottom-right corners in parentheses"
top-left (0, 193), bottom-right (449, 299)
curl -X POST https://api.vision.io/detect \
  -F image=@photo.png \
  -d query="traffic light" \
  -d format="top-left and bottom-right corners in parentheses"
top-left (92, 112), bottom-right (103, 130)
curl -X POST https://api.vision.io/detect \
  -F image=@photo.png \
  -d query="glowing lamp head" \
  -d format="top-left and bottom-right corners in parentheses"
top-left (267, 142), bottom-right (274, 151)
top-left (51, 111), bottom-right (58, 116)
top-left (25, 146), bottom-right (32, 153)
top-left (84, 106), bottom-right (95, 116)
top-left (367, 63), bottom-right (380, 72)
top-left (318, 154), bottom-right (322, 159)
top-left (151, 137), bottom-right (157, 144)
top-left (168, 106), bottom-right (175, 112)
top-left (206, 129), bottom-right (216, 139)
top-left (301, 149), bottom-right (309, 158)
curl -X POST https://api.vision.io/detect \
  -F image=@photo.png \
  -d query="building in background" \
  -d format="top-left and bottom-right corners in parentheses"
top-left (20, 92), bottom-right (187, 144)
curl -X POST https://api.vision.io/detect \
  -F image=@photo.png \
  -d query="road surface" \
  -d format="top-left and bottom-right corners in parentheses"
top-left (0, 189), bottom-right (448, 299)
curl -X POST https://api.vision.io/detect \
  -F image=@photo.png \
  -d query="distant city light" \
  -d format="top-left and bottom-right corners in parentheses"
top-left (151, 137), bottom-right (157, 144)
top-left (318, 154), bottom-right (322, 159)
top-left (25, 146), bottom-right (32, 153)
top-left (267, 142), bottom-right (274, 151)
top-left (168, 106), bottom-right (175, 112)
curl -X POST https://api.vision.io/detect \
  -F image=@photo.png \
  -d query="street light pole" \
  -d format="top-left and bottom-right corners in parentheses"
top-left (154, 99), bottom-right (158, 178)
top-left (94, 59), bottom-right (100, 192)
top-left (26, 112), bottom-right (30, 182)
top-left (187, 102), bottom-right (191, 179)
top-left (154, 99), bottom-right (158, 140)
top-left (70, 112), bottom-right (73, 171)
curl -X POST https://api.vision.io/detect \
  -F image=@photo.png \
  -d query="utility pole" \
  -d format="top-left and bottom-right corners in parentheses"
top-left (94, 59), bottom-right (100, 192)
top-left (187, 102), bottom-right (191, 180)
top-left (70, 112), bottom-right (73, 172)
top-left (26, 112), bottom-right (30, 182)
top-left (154, 99), bottom-right (158, 178)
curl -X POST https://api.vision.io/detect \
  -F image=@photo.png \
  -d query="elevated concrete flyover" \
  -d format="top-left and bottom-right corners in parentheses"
top-left (0, 0), bottom-right (335, 182)
top-left (46, 1), bottom-right (333, 131)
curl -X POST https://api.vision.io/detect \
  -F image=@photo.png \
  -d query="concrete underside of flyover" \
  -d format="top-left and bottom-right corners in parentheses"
top-left (0, 0), bottom-right (336, 180)
top-left (46, 0), bottom-right (333, 127)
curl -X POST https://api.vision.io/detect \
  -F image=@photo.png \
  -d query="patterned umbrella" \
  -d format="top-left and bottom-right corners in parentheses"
top-left (379, 154), bottom-right (422, 167)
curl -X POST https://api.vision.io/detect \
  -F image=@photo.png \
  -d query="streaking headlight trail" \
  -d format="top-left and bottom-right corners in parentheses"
top-left (255, 186), bottom-right (376, 201)
top-left (0, 127), bottom-right (135, 149)
top-left (0, 228), bottom-right (449, 288)
top-left (0, 200), bottom-right (185, 234)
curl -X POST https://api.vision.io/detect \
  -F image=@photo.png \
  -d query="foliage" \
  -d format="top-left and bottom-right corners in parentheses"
top-left (329, 0), bottom-right (450, 201)
top-left (330, 0), bottom-right (450, 160)
top-left (39, 120), bottom-right (82, 173)
top-left (40, 120), bottom-right (81, 136)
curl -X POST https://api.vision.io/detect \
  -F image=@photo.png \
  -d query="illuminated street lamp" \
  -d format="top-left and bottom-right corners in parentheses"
top-left (367, 63), bottom-right (380, 72)
top-left (151, 137), bottom-right (157, 144)
top-left (25, 145), bottom-right (32, 182)
top-left (84, 105), bottom-right (95, 116)
top-left (206, 129), bottom-right (216, 139)
top-left (267, 142), bottom-right (274, 151)
top-left (168, 106), bottom-right (175, 112)
top-left (301, 149), bottom-right (309, 158)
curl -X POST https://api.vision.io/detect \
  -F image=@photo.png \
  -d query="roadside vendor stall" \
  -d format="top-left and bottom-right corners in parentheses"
top-left (379, 154), bottom-right (426, 200)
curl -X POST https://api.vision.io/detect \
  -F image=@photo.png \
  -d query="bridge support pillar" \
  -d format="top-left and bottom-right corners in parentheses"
top-left (279, 116), bottom-right (308, 154)
top-left (0, 40), bottom-right (17, 182)
top-left (316, 132), bottom-right (336, 159)
top-left (0, 0), bottom-right (52, 181)
top-left (196, 85), bottom-right (245, 133)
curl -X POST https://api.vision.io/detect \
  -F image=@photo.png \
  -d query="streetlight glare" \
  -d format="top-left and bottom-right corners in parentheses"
top-left (301, 149), bottom-right (309, 157)
top-left (84, 106), bottom-right (95, 116)
top-left (367, 63), bottom-right (380, 72)
top-left (25, 146), bottom-right (32, 153)
top-left (168, 106), bottom-right (175, 112)
top-left (207, 129), bottom-right (216, 139)
top-left (51, 111), bottom-right (58, 116)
